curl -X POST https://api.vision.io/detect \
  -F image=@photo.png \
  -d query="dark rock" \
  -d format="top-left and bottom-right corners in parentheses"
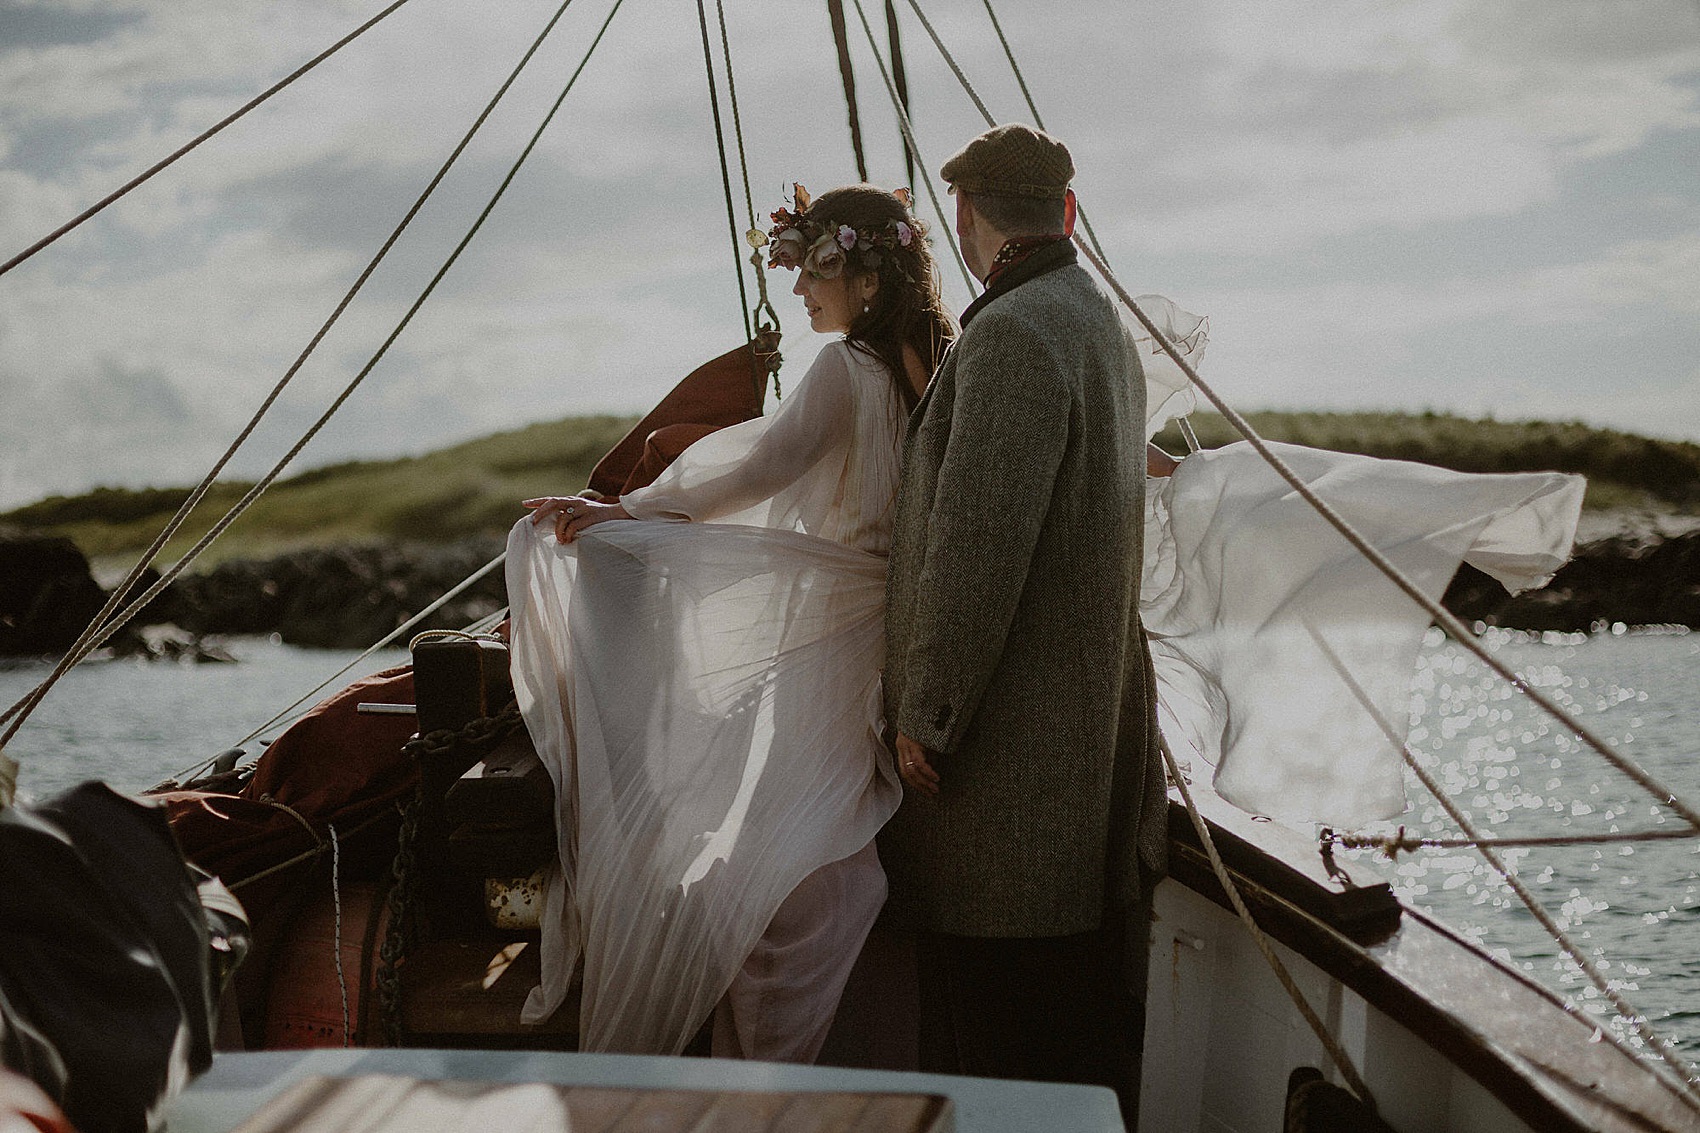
top-left (1444, 529), bottom-right (1700, 631)
top-left (165, 538), bottom-right (508, 648)
top-left (0, 530), bottom-right (109, 656)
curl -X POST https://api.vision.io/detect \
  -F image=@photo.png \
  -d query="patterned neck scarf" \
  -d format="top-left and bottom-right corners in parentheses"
top-left (984, 234), bottom-right (1071, 288)
top-left (979, 188), bottom-right (1078, 288)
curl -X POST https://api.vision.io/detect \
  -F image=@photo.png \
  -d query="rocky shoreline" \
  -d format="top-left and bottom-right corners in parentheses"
top-left (2, 532), bottom-right (507, 658)
top-left (3, 524), bottom-right (1696, 660)
top-left (1444, 525), bottom-right (1700, 633)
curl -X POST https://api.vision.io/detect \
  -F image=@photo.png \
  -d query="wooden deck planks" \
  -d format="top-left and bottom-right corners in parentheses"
top-left (229, 1075), bottom-right (953, 1133)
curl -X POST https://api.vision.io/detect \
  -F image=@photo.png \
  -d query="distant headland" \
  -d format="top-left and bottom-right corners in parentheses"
top-left (3, 411), bottom-right (1697, 655)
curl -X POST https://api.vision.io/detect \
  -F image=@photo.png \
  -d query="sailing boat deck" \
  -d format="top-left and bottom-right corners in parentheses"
top-left (167, 1049), bottom-right (1107, 1133)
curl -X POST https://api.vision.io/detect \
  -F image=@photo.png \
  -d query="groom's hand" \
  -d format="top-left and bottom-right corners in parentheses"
top-left (895, 732), bottom-right (941, 796)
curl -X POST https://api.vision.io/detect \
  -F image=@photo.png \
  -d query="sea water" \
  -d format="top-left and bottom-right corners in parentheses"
top-left (1360, 625), bottom-right (1700, 1071)
top-left (2, 630), bottom-right (1697, 1068)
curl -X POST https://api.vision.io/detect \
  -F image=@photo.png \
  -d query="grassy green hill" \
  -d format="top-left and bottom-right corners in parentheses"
top-left (6, 410), bottom-right (1698, 572)
top-left (1150, 411), bottom-right (1700, 513)
top-left (1, 415), bottom-right (635, 570)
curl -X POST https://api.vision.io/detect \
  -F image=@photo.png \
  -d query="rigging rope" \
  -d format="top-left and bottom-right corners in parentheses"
top-left (225, 806), bottom-right (396, 893)
top-left (1330, 826), bottom-right (1697, 855)
top-left (0, 0), bottom-right (423, 280)
top-left (893, 0), bottom-right (1699, 1094)
top-left (971, 0), bottom-right (1112, 264)
top-left (845, 0), bottom-right (976, 294)
top-left (885, 1), bottom-right (916, 190)
top-left (329, 822), bottom-right (352, 1047)
top-left (1162, 738), bottom-right (1378, 1110)
top-left (0, 0), bottom-right (626, 750)
top-left (1076, 235), bottom-right (1700, 835)
top-left (1083, 230), bottom-right (1700, 1097)
top-left (0, 0), bottom-right (586, 746)
top-left (906, 0), bottom-right (1195, 449)
top-left (166, 550), bottom-right (510, 788)
top-left (826, 0), bottom-right (871, 182)
top-left (711, 0), bottom-right (782, 342)
top-left (695, 0), bottom-right (753, 345)
top-left (901, 0), bottom-right (1109, 265)
top-left (1324, 646), bottom-right (1700, 1104)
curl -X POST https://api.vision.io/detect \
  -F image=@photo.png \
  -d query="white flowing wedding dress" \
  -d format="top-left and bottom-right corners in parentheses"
top-left (505, 339), bottom-right (905, 1057)
top-left (507, 293), bottom-right (1586, 1058)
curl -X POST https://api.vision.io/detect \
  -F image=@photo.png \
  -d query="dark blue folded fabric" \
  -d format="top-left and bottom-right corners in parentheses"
top-left (0, 782), bottom-right (248, 1133)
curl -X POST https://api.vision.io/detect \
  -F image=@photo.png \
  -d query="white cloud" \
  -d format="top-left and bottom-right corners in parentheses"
top-left (1, 0), bottom-right (1698, 509)
top-left (1176, 228), bottom-right (1700, 442)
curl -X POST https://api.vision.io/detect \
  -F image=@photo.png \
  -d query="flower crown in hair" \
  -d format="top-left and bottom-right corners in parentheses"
top-left (758, 183), bottom-right (919, 280)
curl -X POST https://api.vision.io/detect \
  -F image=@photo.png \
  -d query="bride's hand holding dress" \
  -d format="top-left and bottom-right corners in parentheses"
top-left (505, 183), bottom-right (957, 1062)
top-left (522, 496), bottom-right (632, 543)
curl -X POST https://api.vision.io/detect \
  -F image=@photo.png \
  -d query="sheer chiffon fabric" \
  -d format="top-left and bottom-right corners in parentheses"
top-left (1119, 295), bottom-right (1586, 828)
top-left (1141, 444), bottom-right (1583, 828)
top-left (505, 341), bottom-right (905, 1054)
top-left (508, 292), bottom-right (1586, 1051)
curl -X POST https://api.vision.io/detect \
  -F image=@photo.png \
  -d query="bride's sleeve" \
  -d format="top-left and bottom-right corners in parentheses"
top-left (619, 343), bottom-right (857, 522)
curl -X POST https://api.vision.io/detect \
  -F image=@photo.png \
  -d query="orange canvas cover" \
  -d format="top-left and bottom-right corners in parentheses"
top-left (160, 666), bottom-right (418, 896)
top-left (587, 335), bottom-right (777, 497)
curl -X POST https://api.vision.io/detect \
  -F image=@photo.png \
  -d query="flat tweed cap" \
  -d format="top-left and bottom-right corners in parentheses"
top-left (939, 123), bottom-right (1073, 200)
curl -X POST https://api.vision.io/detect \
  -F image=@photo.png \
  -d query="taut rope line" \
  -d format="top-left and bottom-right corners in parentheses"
top-left (827, 0), bottom-right (871, 183)
top-left (0, 0), bottom-right (586, 746)
top-left (710, 0), bottom-right (782, 340)
top-left (164, 550), bottom-right (510, 789)
top-left (845, 0), bottom-right (976, 295)
top-left (0, 0), bottom-right (423, 279)
top-left (885, 1), bottom-right (917, 189)
top-left (888, 0), bottom-right (1700, 1098)
top-left (1331, 827), bottom-right (1696, 854)
top-left (898, 0), bottom-right (1112, 269)
top-left (969, 0), bottom-right (1112, 265)
top-left (0, 0), bottom-right (582, 741)
top-left (1076, 234), bottom-right (1700, 835)
top-left (0, 0), bottom-right (626, 751)
top-left (850, 6), bottom-right (1383, 1103)
top-left (694, 0), bottom-right (752, 345)
top-left (897, 0), bottom-right (1698, 828)
top-left (1320, 639), bottom-right (1700, 1104)
top-left (1161, 737), bottom-right (1379, 1110)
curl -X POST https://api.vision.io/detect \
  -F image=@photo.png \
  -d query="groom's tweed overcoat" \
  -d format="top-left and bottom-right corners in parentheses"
top-left (881, 243), bottom-right (1168, 938)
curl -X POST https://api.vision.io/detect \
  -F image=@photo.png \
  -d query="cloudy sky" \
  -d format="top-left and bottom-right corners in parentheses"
top-left (1, 0), bottom-right (1697, 510)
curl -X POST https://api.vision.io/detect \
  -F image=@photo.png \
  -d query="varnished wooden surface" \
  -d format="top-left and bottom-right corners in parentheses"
top-left (229, 1074), bottom-right (952, 1133)
top-left (171, 1049), bottom-right (1122, 1133)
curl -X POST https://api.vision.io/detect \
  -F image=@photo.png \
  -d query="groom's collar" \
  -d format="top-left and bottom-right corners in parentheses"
top-left (958, 239), bottom-right (1078, 329)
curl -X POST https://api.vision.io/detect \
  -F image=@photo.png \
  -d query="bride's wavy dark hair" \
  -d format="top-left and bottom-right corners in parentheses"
top-left (801, 184), bottom-right (956, 410)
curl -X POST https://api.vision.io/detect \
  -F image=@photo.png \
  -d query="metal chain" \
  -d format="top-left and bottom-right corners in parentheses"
top-left (374, 702), bottom-right (525, 1045)
top-left (374, 788), bottom-right (422, 1047)
top-left (400, 701), bottom-right (523, 764)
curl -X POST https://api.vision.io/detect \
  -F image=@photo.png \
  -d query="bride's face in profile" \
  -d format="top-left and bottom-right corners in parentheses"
top-left (793, 269), bottom-right (874, 334)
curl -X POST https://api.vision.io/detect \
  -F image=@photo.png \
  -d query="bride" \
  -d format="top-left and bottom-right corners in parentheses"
top-left (505, 183), bottom-right (956, 1060)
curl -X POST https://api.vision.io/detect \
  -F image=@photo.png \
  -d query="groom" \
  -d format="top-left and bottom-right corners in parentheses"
top-left (881, 124), bottom-right (1167, 1114)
